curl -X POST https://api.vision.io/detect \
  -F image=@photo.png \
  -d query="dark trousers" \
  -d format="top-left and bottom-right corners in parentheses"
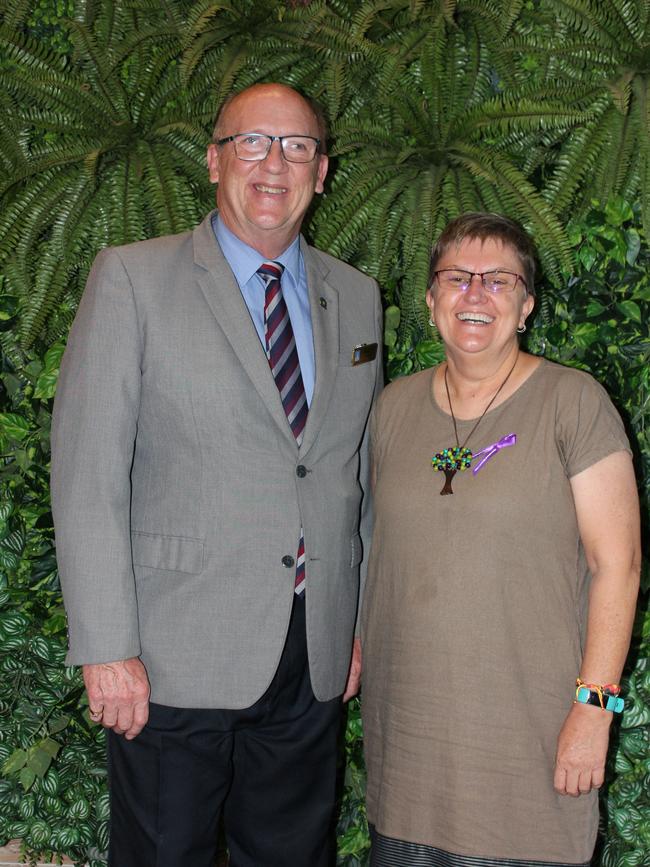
top-left (107, 595), bottom-right (342, 867)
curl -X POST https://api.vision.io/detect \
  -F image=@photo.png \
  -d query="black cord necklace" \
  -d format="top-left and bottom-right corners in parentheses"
top-left (433, 355), bottom-right (519, 495)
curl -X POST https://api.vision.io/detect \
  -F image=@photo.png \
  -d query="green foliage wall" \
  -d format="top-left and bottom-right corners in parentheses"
top-left (0, 1), bottom-right (648, 864)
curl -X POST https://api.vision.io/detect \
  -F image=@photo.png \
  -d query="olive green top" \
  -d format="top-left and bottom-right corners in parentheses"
top-left (361, 358), bottom-right (630, 863)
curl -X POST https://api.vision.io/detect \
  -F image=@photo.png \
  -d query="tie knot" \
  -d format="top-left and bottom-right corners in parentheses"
top-left (258, 261), bottom-right (284, 283)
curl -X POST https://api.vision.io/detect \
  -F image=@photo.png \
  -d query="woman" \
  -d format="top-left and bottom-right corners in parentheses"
top-left (361, 213), bottom-right (640, 867)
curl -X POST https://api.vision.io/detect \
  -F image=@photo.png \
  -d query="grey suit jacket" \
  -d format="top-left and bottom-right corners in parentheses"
top-left (50, 211), bottom-right (383, 708)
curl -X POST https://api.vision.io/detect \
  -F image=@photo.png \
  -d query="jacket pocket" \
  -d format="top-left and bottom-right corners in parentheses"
top-left (351, 533), bottom-right (363, 568)
top-left (131, 531), bottom-right (204, 575)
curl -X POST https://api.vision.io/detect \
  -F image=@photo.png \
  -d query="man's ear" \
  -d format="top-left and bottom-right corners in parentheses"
top-left (315, 154), bottom-right (329, 195)
top-left (207, 144), bottom-right (220, 184)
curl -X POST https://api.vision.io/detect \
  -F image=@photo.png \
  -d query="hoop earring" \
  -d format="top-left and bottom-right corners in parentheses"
top-left (428, 316), bottom-right (435, 328)
top-left (516, 324), bottom-right (526, 334)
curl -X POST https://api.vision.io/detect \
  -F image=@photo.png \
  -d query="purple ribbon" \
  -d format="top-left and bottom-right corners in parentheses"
top-left (472, 433), bottom-right (517, 475)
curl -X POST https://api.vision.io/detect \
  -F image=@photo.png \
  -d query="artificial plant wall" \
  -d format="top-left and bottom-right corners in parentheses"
top-left (0, 1), bottom-right (648, 865)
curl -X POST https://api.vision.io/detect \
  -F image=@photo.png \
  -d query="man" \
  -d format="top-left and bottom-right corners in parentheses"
top-left (50, 82), bottom-right (382, 866)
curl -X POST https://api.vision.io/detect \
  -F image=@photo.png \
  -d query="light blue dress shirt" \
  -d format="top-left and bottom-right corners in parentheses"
top-left (213, 214), bottom-right (315, 406)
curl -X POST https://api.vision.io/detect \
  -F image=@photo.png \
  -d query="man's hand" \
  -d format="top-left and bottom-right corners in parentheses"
top-left (83, 657), bottom-right (150, 740)
top-left (343, 638), bottom-right (362, 702)
top-left (554, 701), bottom-right (612, 796)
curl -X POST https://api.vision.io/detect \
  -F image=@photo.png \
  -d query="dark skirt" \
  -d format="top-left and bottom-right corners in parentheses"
top-left (369, 830), bottom-right (591, 867)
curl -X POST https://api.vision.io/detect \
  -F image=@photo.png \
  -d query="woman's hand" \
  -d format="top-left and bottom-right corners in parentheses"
top-left (554, 701), bottom-right (612, 796)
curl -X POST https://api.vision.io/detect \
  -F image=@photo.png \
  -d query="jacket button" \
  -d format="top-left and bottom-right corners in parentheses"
top-left (296, 465), bottom-right (307, 477)
top-left (282, 555), bottom-right (295, 568)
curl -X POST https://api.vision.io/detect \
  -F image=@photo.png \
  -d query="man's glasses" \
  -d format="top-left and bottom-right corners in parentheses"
top-left (216, 133), bottom-right (321, 163)
top-left (434, 269), bottom-right (526, 294)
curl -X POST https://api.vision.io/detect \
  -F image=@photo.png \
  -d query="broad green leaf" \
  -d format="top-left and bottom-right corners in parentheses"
top-left (605, 198), bottom-right (634, 226)
top-left (2, 748), bottom-right (27, 775)
top-left (616, 300), bottom-right (642, 323)
top-left (414, 339), bottom-right (445, 369)
top-left (585, 300), bottom-right (606, 317)
top-left (625, 229), bottom-right (641, 265)
top-left (577, 245), bottom-right (597, 271)
top-left (1, 526), bottom-right (25, 555)
top-left (8, 821), bottom-right (29, 838)
top-left (0, 547), bottom-right (20, 572)
top-left (13, 448), bottom-right (35, 471)
top-left (337, 825), bottom-right (370, 856)
top-left (384, 305), bottom-right (400, 330)
top-left (30, 635), bottom-right (53, 660)
top-left (28, 819), bottom-right (50, 846)
top-left (384, 328), bottom-right (397, 348)
top-left (617, 851), bottom-right (645, 867)
top-left (41, 769), bottom-right (60, 796)
top-left (34, 343), bottom-right (65, 399)
top-left (19, 767), bottom-right (36, 791)
top-left (39, 737), bottom-right (61, 759)
top-left (0, 611), bottom-right (31, 635)
top-left (68, 795), bottom-right (90, 819)
top-left (94, 791), bottom-right (110, 821)
top-left (96, 819), bottom-right (110, 851)
top-left (0, 412), bottom-right (30, 441)
top-left (0, 499), bottom-right (13, 522)
top-left (26, 747), bottom-right (54, 779)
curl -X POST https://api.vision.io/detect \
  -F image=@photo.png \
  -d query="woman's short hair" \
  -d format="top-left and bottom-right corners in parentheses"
top-left (429, 213), bottom-right (537, 295)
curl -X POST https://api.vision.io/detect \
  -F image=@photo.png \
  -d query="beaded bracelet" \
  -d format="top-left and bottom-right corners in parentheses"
top-left (574, 678), bottom-right (624, 713)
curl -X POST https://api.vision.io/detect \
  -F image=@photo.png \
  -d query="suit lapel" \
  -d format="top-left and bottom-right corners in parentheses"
top-left (192, 212), bottom-right (298, 448)
top-left (300, 240), bottom-right (339, 456)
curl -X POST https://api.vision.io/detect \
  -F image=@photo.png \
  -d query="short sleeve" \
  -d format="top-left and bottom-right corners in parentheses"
top-left (556, 369), bottom-right (631, 478)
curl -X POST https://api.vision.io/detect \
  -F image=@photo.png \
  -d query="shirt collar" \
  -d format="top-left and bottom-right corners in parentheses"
top-left (213, 214), bottom-right (302, 289)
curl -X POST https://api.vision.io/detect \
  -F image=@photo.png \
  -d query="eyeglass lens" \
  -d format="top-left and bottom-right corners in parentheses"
top-left (233, 134), bottom-right (317, 163)
top-left (437, 270), bottom-right (519, 293)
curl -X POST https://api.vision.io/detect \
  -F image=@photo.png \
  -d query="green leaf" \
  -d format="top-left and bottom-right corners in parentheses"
top-left (625, 229), bottom-right (641, 265)
top-left (337, 824), bottom-right (370, 856)
top-left (384, 328), bottom-right (397, 348)
top-left (56, 825), bottom-right (80, 847)
top-left (34, 342), bottom-right (65, 399)
top-left (616, 300), bottom-right (642, 323)
top-left (1, 526), bottom-right (25, 555)
top-left (3, 748), bottom-right (28, 775)
top-left (618, 852), bottom-right (646, 867)
top-left (585, 300), bottom-right (607, 317)
top-left (26, 748), bottom-right (54, 779)
top-left (0, 548), bottom-right (20, 571)
top-left (605, 198), bottom-right (634, 227)
top-left (414, 339), bottom-right (445, 369)
top-left (94, 791), bottom-right (110, 821)
top-left (68, 795), bottom-right (90, 819)
top-left (0, 412), bottom-right (31, 441)
top-left (39, 737), bottom-right (61, 759)
top-left (384, 305), bottom-right (401, 330)
top-left (19, 767), bottom-right (36, 791)
top-left (28, 818), bottom-right (50, 846)
top-left (42, 608), bottom-right (67, 637)
top-left (96, 818), bottom-right (110, 851)
top-left (577, 245), bottom-right (597, 271)
top-left (41, 768), bottom-right (60, 796)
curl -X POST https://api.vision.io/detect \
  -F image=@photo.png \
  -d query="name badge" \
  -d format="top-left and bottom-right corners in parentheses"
top-left (351, 343), bottom-right (378, 365)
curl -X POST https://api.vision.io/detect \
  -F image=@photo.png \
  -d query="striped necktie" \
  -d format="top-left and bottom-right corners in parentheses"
top-left (259, 261), bottom-right (306, 595)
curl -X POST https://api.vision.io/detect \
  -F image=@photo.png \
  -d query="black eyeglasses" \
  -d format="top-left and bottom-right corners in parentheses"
top-left (215, 133), bottom-right (321, 163)
top-left (434, 269), bottom-right (527, 294)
